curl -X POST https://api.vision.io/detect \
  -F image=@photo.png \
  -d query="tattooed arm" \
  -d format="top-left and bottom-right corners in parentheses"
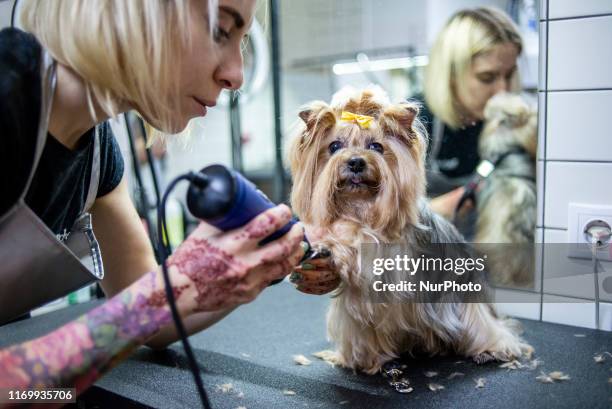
top-left (91, 177), bottom-right (235, 350)
top-left (91, 179), bottom-right (302, 350)
top-left (0, 205), bottom-right (304, 403)
top-left (0, 270), bottom-right (190, 390)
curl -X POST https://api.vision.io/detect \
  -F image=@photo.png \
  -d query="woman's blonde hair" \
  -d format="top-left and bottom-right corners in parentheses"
top-left (424, 7), bottom-right (522, 129)
top-left (20, 0), bottom-right (218, 132)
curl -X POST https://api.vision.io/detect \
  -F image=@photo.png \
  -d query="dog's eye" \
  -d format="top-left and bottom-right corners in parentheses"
top-left (328, 140), bottom-right (343, 154)
top-left (367, 142), bottom-right (384, 154)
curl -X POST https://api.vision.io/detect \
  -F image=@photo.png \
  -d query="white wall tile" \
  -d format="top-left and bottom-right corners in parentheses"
top-left (494, 288), bottom-right (541, 320)
top-left (538, 22), bottom-right (547, 90)
top-left (542, 229), bottom-right (612, 302)
top-left (542, 294), bottom-right (596, 329)
top-left (537, 93), bottom-right (545, 160)
top-left (535, 227), bottom-right (544, 293)
top-left (600, 303), bottom-right (612, 331)
top-left (547, 90), bottom-right (612, 161)
top-left (548, 16), bottom-right (612, 90)
top-left (544, 228), bottom-right (568, 244)
top-left (542, 299), bottom-right (611, 330)
top-left (539, 0), bottom-right (547, 21)
top-left (495, 303), bottom-right (541, 320)
top-left (0, 1), bottom-right (13, 28)
top-left (549, 0), bottom-right (612, 19)
top-left (537, 161), bottom-right (544, 227)
top-left (544, 162), bottom-right (612, 229)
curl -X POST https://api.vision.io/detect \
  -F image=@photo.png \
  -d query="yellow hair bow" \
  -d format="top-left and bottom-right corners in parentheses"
top-left (340, 111), bottom-right (374, 129)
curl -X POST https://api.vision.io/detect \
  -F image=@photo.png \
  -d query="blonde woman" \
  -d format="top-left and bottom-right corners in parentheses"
top-left (420, 7), bottom-right (523, 220)
top-left (0, 0), bottom-right (333, 394)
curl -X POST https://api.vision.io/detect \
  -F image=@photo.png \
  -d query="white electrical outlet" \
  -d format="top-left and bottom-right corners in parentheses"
top-left (567, 203), bottom-right (612, 261)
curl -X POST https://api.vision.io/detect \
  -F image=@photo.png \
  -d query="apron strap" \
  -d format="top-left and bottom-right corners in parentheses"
top-left (83, 126), bottom-right (101, 212)
top-left (20, 50), bottom-right (57, 200)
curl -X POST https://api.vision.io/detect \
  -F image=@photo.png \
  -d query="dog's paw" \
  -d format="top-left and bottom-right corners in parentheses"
top-left (307, 243), bottom-right (332, 260)
top-left (519, 343), bottom-right (535, 360)
top-left (473, 352), bottom-right (496, 365)
top-left (472, 341), bottom-right (534, 364)
top-left (381, 360), bottom-right (407, 378)
top-left (312, 350), bottom-right (345, 367)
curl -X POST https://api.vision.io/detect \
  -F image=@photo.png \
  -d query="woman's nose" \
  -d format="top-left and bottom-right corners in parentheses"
top-left (495, 76), bottom-right (510, 93)
top-left (215, 49), bottom-right (244, 91)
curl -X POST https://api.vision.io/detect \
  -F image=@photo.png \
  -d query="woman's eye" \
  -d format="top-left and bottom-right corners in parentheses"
top-left (367, 142), bottom-right (384, 153)
top-left (478, 74), bottom-right (496, 84)
top-left (214, 27), bottom-right (231, 42)
top-left (328, 141), bottom-right (343, 154)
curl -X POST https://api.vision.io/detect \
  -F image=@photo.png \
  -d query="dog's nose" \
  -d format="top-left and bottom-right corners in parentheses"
top-left (347, 157), bottom-right (366, 173)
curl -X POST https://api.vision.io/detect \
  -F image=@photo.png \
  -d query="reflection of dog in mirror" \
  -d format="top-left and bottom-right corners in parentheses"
top-left (475, 93), bottom-right (538, 287)
top-left (288, 86), bottom-right (532, 374)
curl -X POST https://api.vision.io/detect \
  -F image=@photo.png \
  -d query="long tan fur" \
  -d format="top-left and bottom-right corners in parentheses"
top-left (288, 86), bottom-right (533, 374)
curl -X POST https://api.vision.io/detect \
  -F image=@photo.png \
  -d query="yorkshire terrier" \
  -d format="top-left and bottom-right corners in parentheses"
top-left (474, 93), bottom-right (538, 287)
top-left (288, 86), bottom-right (533, 374)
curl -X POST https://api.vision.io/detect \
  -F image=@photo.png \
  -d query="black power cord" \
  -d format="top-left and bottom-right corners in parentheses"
top-left (139, 117), bottom-right (163, 213)
top-left (10, 0), bottom-right (19, 27)
top-left (158, 172), bottom-right (211, 409)
top-left (124, 113), bottom-right (160, 261)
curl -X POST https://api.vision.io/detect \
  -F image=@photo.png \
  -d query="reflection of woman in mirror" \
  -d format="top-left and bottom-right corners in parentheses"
top-left (418, 7), bottom-right (523, 223)
top-left (418, 7), bottom-right (538, 288)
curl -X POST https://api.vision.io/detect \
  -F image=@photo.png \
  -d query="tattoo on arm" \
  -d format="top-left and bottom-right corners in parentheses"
top-left (0, 271), bottom-right (187, 393)
top-left (168, 237), bottom-right (242, 312)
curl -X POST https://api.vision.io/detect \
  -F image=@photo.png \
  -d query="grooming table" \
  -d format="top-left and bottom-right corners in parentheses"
top-left (1, 282), bottom-right (610, 409)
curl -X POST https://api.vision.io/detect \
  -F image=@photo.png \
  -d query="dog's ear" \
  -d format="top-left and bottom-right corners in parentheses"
top-left (288, 101), bottom-right (336, 222)
top-left (298, 108), bottom-right (313, 123)
top-left (299, 101), bottom-right (337, 132)
top-left (296, 101), bottom-right (337, 152)
top-left (380, 102), bottom-right (419, 143)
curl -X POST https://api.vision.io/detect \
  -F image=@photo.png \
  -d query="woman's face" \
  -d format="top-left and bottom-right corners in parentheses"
top-left (172, 0), bottom-right (256, 132)
top-left (455, 42), bottom-right (519, 123)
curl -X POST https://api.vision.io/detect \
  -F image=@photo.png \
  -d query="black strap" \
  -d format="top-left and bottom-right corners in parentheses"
top-left (491, 146), bottom-right (530, 169)
top-left (453, 147), bottom-right (534, 221)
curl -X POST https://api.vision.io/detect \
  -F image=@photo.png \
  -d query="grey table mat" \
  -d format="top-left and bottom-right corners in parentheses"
top-left (1, 282), bottom-right (611, 409)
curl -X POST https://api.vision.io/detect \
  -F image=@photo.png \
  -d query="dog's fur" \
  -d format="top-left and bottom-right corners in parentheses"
top-left (475, 93), bottom-right (538, 287)
top-left (288, 86), bottom-right (533, 374)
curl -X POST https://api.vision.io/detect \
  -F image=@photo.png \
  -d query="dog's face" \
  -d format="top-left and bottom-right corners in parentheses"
top-left (288, 86), bottom-right (427, 237)
top-left (480, 93), bottom-right (538, 159)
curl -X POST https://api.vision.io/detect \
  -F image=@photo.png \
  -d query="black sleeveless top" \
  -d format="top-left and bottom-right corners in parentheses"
top-left (0, 28), bottom-right (124, 237)
top-left (415, 95), bottom-right (482, 181)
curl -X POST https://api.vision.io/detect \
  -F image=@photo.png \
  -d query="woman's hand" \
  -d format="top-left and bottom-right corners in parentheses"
top-left (290, 225), bottom-right (341, 295)
top-left (168, 204), bottom-right (306, 313)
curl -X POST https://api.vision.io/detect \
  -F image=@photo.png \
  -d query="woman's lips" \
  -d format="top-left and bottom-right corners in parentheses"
top-left (192, 97), bottom-right (216, 116)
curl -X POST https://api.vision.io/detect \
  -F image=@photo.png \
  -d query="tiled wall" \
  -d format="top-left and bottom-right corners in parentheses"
top-left (533, 0), bottom-right (612, 330)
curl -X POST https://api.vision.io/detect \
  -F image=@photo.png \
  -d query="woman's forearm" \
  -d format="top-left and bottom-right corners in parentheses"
top-left (0, 269), bottom-right (192, 394)
top-left (145, 307), bottom-right (236, 350)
